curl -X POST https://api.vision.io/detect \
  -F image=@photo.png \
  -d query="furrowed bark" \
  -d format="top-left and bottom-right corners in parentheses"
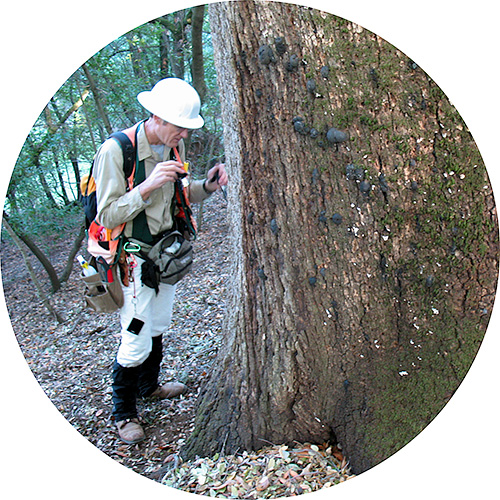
top-left (182, 1), bottom-right (498, 474)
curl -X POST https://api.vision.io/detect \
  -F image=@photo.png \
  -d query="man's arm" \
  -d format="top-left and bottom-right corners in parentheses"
top-left (94, 139), bottom-right (150, 229)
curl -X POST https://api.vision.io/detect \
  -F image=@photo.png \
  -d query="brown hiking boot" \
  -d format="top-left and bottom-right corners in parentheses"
top-left (116, 418), bottom-right (145, 444)
top-left (150, 382), bottom-right (187, 399)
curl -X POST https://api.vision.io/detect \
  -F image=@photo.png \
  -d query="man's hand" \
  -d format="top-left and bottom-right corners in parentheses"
top-left (139, 160), bottom-right (186, 201)
top-left (205, 163), bottom-right (228, 193)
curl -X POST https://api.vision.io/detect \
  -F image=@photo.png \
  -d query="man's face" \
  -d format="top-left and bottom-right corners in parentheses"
top-left (156, 118), bottom-right (189, 148)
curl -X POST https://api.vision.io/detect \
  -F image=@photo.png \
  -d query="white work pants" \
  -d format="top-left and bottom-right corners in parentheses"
top-left (116, 256), bottom-right (176, 368)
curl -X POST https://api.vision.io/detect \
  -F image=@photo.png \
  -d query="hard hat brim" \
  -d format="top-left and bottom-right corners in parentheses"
top-left (137, 91), bottom-right (205, 129)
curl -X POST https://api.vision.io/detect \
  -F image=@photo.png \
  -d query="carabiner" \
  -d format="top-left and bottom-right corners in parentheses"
top-left (124, 241), bottom-right (142, 253)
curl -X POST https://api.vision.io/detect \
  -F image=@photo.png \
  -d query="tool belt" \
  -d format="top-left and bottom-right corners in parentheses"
top-left (124, 229), bottom-right (193, 292)
top-left (81, 256), bottom-right (124, 313)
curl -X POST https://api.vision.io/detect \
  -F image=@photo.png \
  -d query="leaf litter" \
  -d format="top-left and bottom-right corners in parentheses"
top-left (162, 442), bottom-right (354, 498)
top-left (2, 193), bottom-right (354, 496)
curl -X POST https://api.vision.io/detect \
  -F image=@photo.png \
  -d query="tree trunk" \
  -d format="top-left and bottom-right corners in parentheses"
top-left (53, 154), bottom-right (71, 205)
top-left (3, 212), bottom-right (62, 292)
top-left (2, 218), bottom-right (64, 323)
top-left (190, 5), bottom-right (207, 103)
top-left (158, 12), bottom-right (188, 80)
top-left (58, 224), bottom-right (86, 283)
top-left (69, 154), bottom-right (81, 200)
top-left (82, 63), bottom-right (113, 135)
top-left (160, 29), bottom-right (171, 78)
top-left (125, 31), bottom-right (147, 81)
top-left (33, 151), bottom-right (58, 208)
top-left (183, 1), bottom-right (498, 474)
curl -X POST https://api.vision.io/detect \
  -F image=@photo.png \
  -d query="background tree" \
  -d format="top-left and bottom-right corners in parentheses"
top-left (182, 1), bottom-right (498, 474)
top-left (2, 7), bottom-right (223, 297)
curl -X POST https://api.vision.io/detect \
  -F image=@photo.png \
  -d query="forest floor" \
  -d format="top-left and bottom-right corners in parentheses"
top-left (1, 193), bottom-right (354, 498)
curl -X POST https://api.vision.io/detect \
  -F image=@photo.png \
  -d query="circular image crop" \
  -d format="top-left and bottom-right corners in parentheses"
top-left (1, 1), bottom-right (498, 499)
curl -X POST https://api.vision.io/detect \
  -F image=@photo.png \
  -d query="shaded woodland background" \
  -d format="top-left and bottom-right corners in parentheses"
top-left (3, 5), bottom-right (224, 300)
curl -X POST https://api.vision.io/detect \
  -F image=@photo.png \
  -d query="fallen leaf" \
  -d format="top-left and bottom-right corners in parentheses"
top-left (256, 475), bottom-right (270, 491)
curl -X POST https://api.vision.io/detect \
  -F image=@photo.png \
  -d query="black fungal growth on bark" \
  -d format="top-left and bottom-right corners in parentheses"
top-left (258, 44), bottom-right (275, 65)
top-left (286, 54), bottom-right (300, 71)
top-left (332, 213), bottom-right (343, 225)
top-left (294, 119), bottom-right (306, 134)
top-left (346, 164), bottom-right (364, 181)
top-left (359, 180), bottom-right (372, 193)
top-left (379, 173), bottom-right (389, 193)
top-left (274, 36), bottom-right (287, 55)
top-left (327, 127), bottom-right (348, 143)
top-left (306, 79), bottom-right (316, 94)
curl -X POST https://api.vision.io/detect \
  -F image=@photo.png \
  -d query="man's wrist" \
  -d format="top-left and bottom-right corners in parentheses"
top-left (203, 179), bottom-right (215, 194)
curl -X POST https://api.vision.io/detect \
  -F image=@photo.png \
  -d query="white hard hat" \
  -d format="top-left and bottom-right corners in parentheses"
top-left (137, 78), bottom-right (204, 129)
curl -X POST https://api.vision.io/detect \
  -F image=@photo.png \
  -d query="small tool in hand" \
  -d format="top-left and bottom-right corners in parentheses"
top-left (210, 168), bottom-right (227, 200)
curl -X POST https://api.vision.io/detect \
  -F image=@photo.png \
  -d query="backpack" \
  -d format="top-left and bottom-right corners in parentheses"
top-left (80, 130), bottom-right (137, 230)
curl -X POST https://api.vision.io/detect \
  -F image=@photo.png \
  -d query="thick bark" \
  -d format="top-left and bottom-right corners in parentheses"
top-left (183, 1), bottom-right (498, 474)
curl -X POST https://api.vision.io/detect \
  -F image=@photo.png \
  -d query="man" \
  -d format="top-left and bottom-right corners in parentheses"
top-left (92, 78), bottom-right (228, 444)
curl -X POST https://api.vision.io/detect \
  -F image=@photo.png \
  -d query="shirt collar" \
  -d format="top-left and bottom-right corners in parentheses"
top-left (136, 120), bottom-right (184, 162)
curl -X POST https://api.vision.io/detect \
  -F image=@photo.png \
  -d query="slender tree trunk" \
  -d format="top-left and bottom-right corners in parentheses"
top-left (53, 154), bottom-right (71, 205)
top-left (2, 218), bottom-right (64, 323)
top-left (69, 154), bottom-right (81, 200)
top-left (191, 5), bottom-right (207, 103)
top-left (183, 1), bottom-right (498, 474)
top-left (59, 224), bottom-right (86, 283)
top-left (82, 63), bottom-right (113, 135)
top-left (125, 31), bottom-right (147, 81)
top-left (158, 12), bottom-right (188, 80)
top-left (3, 212), bottom-right (62, 292)
top-left (196, 135), bottom-right (217, 230)
top-left (34, 153), bottom-right (58, 208)
top-left (160, 29), bottom-right (171, 78)
top-left (77, 78), bottom-right (98, 154)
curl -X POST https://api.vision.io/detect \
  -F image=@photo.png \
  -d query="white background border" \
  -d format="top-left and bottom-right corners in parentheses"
top-left (1, 1), bottom-right (498, 498)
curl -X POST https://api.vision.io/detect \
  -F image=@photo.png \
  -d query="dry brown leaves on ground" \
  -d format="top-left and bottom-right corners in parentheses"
top-left (2, 194), bottom-right (354, 497)
top-left (162, 443), bottom-right (353, 498)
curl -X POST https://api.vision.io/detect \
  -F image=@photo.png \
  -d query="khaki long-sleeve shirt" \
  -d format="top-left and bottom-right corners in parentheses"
top-left (93, 121), bottom-right (210, 239)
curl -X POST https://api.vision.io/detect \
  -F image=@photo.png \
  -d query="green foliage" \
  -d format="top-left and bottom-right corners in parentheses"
top-left (5, 7), bottom-right (223, 252)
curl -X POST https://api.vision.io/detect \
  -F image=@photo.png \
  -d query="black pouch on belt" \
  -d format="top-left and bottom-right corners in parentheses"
top-left (141, 257), bottom-right (160, 294)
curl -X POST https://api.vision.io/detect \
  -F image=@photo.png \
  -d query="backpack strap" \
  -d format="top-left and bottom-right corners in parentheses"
top-left (172, 147), bottom-right (197, 240)
top-left (131, 150), bottom-right (154, 244)
top-left (109, 131), bottom-right (135, 180)
top-left (110, 120), bottom-right (144, 189)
